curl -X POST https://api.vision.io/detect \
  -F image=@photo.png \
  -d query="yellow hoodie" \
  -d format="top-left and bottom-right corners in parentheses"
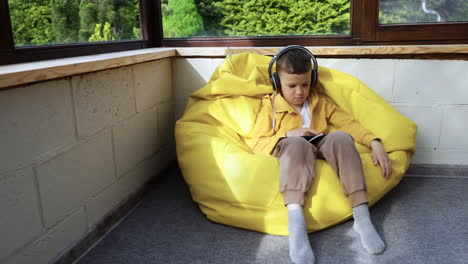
top-left (245, 91), bottom-right (378, 155)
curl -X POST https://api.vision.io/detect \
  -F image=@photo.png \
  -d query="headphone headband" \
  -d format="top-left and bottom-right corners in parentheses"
top-left (268, 45), bottom-right (318, 91)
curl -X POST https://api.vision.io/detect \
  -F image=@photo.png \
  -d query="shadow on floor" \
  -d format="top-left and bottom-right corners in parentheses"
top-left (77, 168), bottom-right (468, 264)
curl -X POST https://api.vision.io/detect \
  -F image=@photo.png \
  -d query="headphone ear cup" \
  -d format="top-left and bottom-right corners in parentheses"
top-left (311, 70), bottom-right (318, 87)
top-left (271, 72), bottom-right (281, 91)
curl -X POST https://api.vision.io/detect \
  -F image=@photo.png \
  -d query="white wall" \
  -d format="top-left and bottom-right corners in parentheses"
top-left (1, 54), bottom-right (466, 264)
top-left (0, 59), bottom-right (176, 264)
top-left (173, 57), bottom-right (468, 165)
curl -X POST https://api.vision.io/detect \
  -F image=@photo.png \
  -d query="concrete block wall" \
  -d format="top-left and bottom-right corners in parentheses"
top-left (173, 57), bottom-right (468, 165)
top-left (0, 58), bottom-right (176, 264)
top-left (1, 54), bottom-right (466, 264)
top-left (173, 58), bottom-right (225, 120)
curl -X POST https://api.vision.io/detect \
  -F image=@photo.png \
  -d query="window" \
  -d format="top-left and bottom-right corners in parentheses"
top-left (360, 0), bottom-right (468, 42)
top-left (8, 0), bottom-right (142, 47)
top-left (0, 0), bottom-right (160, 65)
top-left (161, 0), bottom-right (468, 47)
top-left (161, 0), bottom-right (351, 38)
top-left (0, 0), bottom-right (467, 65)
top-left (379, 0), bottom-right (468, 24)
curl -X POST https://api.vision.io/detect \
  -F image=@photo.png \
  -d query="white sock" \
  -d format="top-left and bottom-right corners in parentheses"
top-left (288, 206), bottom-right (315, 264)
top-left (352, 203), bottom-right (386, 254)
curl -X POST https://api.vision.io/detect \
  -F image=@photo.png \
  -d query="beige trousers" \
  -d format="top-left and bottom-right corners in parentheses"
top-left (271, 130), bottom-right (368, 207)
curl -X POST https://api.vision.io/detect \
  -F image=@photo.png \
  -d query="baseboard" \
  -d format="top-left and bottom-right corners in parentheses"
top-left (406, 163), bottom-right (468, 178)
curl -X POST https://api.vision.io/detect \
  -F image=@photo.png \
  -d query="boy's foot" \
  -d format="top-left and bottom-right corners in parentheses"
top-left (352, 203), bottom-right (386, 254)
top-left (288, 207), bottom-right (315, 264)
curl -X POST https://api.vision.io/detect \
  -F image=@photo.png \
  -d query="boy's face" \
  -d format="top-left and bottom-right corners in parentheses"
top-left (278, 70), bottom-right (311, 109)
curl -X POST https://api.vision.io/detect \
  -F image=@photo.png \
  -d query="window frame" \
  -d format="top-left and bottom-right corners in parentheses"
top-left (0, 0), bottom-right (162, 66)
top-left (360, 0), bottom-right (468, 43)
top-left (0, 0), bottom-right (14, 53)
top-left (1, 0), bottom-right (467, 66)
top-left (162, 0), bottom-right (468, 47)
top-left (161, 0), bottom-right (363, 47)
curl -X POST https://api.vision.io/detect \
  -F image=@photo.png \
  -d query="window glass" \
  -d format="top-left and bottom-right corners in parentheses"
top-left (379, 0), bottom-right (468, 24)
top-left (161, 0), bottom-right (351, 38)
top-left (8, 0), bottom-right (142, 47)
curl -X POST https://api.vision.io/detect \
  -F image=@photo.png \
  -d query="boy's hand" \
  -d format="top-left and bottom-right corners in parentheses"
top-left (286, 128), bottom-right (318, 137)
top-left (370, 140), bottom-right (392, 180)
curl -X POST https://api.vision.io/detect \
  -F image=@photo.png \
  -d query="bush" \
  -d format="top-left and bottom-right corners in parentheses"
top-left (162, 0), bottom-right (204, 38)
top-left (195, 0), bottom-right (350, 37)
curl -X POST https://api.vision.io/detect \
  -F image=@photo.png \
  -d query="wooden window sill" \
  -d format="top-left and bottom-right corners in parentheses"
top-left (1, 45), bottom-right (467, 90)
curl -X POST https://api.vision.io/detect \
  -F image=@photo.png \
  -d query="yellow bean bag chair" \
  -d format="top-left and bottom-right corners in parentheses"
top-left (175, 53), bottom-right (417, 236)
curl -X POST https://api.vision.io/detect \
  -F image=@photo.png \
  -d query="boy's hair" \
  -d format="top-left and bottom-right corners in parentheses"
top-left (276, 49), bottom-right (312, 74)
top-left (275, 48), bottom-right (326, 96)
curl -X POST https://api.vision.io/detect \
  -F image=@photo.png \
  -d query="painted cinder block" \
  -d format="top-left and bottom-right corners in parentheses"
top-left (171, 58), bottom-right (229, 121)
top-left (121, 142), bottom-right (174, 187)
top-left (440, 106), bottom-right (468, 149)
top-left (140, 150), bottom-right (166, 184)
top-left (0, 167), bottom-right (43, 260)
top-left (155, 141), bottom-right (177, 176)
top-left (85, 169), bottom-right (140, 228)
top-left (317, 58), bottom-right (395, 102)
top-left (72, 66), bottom-right (136, 138)
top-left (392, 104), bottom-right (443, 149)
top-left (119, 148), bottom-right (167, 190)
top-left (412, 148), bottom-right (468, 165)
top-left (5, 208), bottom-right (86, 264)
top-left (175, 99), bottom-right (187, 121)
top-left (0, 79), bottom-right (75, 176)
top-left (36, 132), bottom-right (115, 227)
top-left (394, 60), bottom-right (468, 105)
top-left (113, 108), bottom-right (159, 178)
top-left (158, 102), bottom-right (175, 144)
top-left (133, 59), bottom-right (173, 113)
top-left (172, 58), bottom-right (224, 100)
top-left (134, 143), bottom-right (175, 185)
top-left (86, 142), bottom-right (175, 228)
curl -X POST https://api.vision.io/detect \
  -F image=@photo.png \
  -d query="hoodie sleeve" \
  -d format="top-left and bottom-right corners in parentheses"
top-left (325, 100), bottom-right (379, 147)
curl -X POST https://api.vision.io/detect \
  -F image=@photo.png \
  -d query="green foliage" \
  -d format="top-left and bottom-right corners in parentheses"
top-left (80, 0), bottom-right (141, 42)
top-left (194, 0), bottom-right (350, 37)
top-left (116, 0), bottom-right (141, 39)
top-left (8, 0), bottom-right (142, 46)
top-left (194, 0), bottom-right (224, 36)
top-left (51, 0), bottom-right (80, 43)
top-left (9, 0), bottom-right (466, 44)
top-left (8, 0), bottom-right (54, 45)
top-left (133, 27), bottom-right (142, 39)
top-left (89, 22), bottom-right (117, 42)
top-left (380, 0), bottom-right (468, 24)
top-left (78, 0), bottom-right (98, 42)
top-left (162, 0), bottom-right (204, 37)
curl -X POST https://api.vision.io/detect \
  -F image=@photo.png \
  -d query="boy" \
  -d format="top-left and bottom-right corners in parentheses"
top-left (247, 46), bottom-right (392, 264)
